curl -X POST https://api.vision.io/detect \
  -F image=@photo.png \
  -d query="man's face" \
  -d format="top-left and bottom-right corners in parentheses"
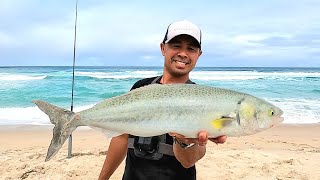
top-left (161, 35), bottom-right (202, 77)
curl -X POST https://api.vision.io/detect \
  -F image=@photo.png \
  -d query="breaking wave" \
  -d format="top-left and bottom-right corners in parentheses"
top-left (76, 71), bottom-right (160, 79)
top-left (0, 104), bottom-right (94, 125)
top-left (0, 74), bottom-right (47, 81)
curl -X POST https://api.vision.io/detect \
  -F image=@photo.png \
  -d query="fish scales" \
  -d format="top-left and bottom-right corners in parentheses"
top-left (33, 84), bottom-right (283, 161)
top-left (78, 85), bottom-right (261, 137)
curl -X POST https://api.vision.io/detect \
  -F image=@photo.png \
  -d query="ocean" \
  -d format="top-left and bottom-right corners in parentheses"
top-left (0, 66), bottom-right (319, 125)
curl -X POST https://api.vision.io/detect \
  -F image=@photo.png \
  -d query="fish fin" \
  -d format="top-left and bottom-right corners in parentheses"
top-left (211, 117), bottom-right (234, 130)
top-left (89, 126), bottom-right (123, 138)
top-left (33, 100), bottom-right (81, 161)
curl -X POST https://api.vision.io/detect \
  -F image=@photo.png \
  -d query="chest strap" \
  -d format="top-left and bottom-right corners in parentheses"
top-left (151, 76), bottom-right (194, 84)
top-left (128, 137), bottom-right (174, 156)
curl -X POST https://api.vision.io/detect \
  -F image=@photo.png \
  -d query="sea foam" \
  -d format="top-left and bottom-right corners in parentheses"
top-left (76, 71), bottom-right (159, 79)
top-left (0, 74), bottom-right (47, 81)
top-left (0, 104), bottom-right (95, 125)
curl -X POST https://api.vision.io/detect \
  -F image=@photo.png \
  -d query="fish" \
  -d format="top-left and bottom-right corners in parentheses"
top-left (33, 84), bottom-right (284, 161)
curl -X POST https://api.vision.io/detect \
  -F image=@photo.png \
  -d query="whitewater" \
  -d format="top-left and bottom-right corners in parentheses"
top-left (0, 66), bottom-right (319, 125)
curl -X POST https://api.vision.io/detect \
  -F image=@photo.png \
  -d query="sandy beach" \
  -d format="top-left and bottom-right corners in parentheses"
top-left (0, 124), bottom-right (319, 180)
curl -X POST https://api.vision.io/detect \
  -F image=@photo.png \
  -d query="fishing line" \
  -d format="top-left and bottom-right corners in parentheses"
top-left (68, 0), bottom-right (79, 159)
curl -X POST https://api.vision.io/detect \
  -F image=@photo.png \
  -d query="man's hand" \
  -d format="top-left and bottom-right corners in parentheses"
top-left (169, 131), bottom-right (227, 146)
top-left (168, 131), bottom-right (227, 168)
top-left (208, 134), bottom-right (227, 144)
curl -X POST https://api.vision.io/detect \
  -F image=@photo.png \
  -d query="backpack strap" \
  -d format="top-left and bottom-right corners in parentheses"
top-left (127, 137), bottom-right (174, 157)
top-left (151, 75), bottom-right (194, 84)
top-left (151, 76), bottom-right (162, 84)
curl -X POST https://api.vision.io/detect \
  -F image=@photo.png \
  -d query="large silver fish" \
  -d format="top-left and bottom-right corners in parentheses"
top-left (33, 84), bottom-right (283, 161)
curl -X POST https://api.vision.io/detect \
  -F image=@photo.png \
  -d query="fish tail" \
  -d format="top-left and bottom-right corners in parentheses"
top-left (33, 100), bottom-right (81, 161)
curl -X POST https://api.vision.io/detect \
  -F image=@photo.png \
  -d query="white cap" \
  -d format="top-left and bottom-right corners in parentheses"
top-left (163, 20), bottom-right (202, 48)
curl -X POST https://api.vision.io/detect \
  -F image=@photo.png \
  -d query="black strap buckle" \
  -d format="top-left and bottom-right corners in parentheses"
top-left (133, 136), bottom-right (159, 154)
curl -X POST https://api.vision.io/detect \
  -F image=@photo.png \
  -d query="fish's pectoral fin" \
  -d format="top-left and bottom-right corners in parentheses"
top-left (211, 117), bottom-right (234, 130)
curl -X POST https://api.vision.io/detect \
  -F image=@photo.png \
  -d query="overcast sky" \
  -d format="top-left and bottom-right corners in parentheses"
top-left (0, 0), bottom-right (320, 67)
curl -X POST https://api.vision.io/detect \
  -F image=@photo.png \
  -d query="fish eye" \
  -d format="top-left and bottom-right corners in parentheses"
top-left (268, 109), bottom-right (275, 116)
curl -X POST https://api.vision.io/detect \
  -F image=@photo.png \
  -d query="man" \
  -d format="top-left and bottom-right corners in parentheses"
top-left (99, 20), bottom-right (227, 180)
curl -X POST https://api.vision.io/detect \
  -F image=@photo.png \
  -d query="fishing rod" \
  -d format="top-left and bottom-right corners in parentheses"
top-left (68, 0), bottom-right (78, 159)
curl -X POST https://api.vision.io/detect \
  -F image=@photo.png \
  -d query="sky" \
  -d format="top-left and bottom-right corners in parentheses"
top-left (0, 0), bottom-right (320, 67)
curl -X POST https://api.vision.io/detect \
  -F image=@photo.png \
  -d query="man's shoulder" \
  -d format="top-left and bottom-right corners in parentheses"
top-left (131, 76), bottom-right (159, 90)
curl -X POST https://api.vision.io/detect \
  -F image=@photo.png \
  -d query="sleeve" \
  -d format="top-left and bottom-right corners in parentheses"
top-left (130, 77), bottom-right (157, 91)
top-left (130, 80), bottom-right (144, 91)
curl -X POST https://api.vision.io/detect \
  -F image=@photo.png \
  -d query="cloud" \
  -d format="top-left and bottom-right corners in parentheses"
top-left (0, 32), bottom-right (19, 47)
top-left (0, 0), bottom-right (320, 66)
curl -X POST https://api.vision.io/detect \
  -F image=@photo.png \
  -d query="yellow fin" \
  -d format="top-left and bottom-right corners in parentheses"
top-left (211, 118), bottom-right (233, 130)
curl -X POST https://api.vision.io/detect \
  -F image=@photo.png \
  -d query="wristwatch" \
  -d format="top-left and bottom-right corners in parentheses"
top-left (172, 136), bottom-right (195, 149)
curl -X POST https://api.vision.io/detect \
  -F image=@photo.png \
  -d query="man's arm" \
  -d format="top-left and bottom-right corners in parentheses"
top-left (98, 134), bottom-right (129, 180)
top-left (170, 132), bottom-right (227, 168)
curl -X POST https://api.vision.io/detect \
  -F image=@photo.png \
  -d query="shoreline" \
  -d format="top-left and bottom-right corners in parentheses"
top-left (0, 124), bottom-right (319, 179)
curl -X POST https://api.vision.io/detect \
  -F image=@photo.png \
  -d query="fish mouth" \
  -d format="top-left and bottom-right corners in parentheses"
top-left (270, 116), bottom-right (284, 128)
top-left (276, 116), bottom-right (284, 124)
top-left (273, 108), bottom-right (284, 126)
top-left (277, 109), bottom-right (284, 124)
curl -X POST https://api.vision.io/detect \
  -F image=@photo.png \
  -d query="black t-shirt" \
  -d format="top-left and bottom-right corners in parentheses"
top-left (122, 76), bottom-right (196, 180)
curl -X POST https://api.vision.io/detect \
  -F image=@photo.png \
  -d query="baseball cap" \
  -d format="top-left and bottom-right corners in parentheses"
top-left (162, 20), bottom-right (202, 48)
